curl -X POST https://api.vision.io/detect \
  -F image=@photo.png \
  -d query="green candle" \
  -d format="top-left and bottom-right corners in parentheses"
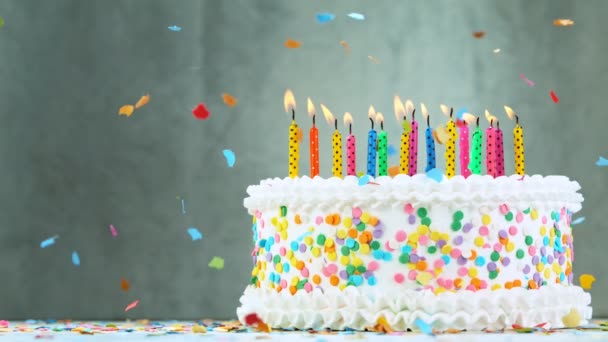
top-left (378, 115), bottom-right (388, 176)
top-left (469, 117), bottom-right (483, 175)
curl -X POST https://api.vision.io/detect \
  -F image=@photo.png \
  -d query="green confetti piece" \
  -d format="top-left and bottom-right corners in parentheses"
top-left (0, 17), bottom-right (4, 29)
top-left (208, 256), bottom-right (225, 270)
top-left (280, 206), bottom-right (287, 217)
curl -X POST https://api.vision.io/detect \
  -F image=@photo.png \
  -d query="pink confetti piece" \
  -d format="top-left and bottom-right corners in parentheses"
top-left (519, 74), bottom-right (535, 87)
top-left (550, 89), bottom-right (559, 103)
top-left (124, 300), bottom-right (139, 312)
top-left (0, 320), bottom-right (8, 328)
top-left (109, 224), bottom-right (118, 237)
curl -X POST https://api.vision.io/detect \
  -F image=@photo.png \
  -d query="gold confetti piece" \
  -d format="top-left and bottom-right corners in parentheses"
top-left (473, 31), bottom-right (486, 38)
top-left (388, 165), bottom-right (400, 177)
top-left (118, 105), bottom-right (135, 117)
top-left (562, 308), bottom-right (582, 327)
top-left (192, 325), bottom-right (207, 333)
top-left (554, 19), bottom-right (574, 26)
top-left (368, 55), bottom-right (380, 64)
top-left (340, 40), bottom-right (350, 54)
top-left (120, 278), bottom-right (130, 291)
top-left (579, 274), bottom-right (596, 289)
top-left (297, 127), bottom-right (303, 143)
top-left (433, 126), bottom-right (450, 144)
top-left (284, 39), bottom-right (302, 49)
top-left (134, 94), bottom-right (150, 109)
top-left (374, 316), bottom-right (394, 333)
top-left (222, 93), bottom-right (238, 107)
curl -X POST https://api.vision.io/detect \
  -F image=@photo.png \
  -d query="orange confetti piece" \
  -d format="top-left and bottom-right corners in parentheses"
top-left (120, 278), bottom-right (130, 292)
top-left (284, 39), bottom-right (302, 49)
top-left (374, 316), bottom-right (394, 333)
top-left (135, 94), bottom-right (150, 109)
top-left (368, 55), bottom-right (380, 64)
top-left (222, 93), bottom-right (238, 107)
top-left (388, 165), bottom-right (400, 177)
top-left (579, 274), bottom-right (596, 289)
top-left (297, 127), bottom-right (303, 143)
top-left (473, 31), bottom-right (486, 39)
top-left (553, 19), bottom-right (574, 27)
top-left (340, 40), bottom-right (350, 54)
top-left (124, 299), bottom-right (139, 312)
top-left (118, 105), bottom-right (134, 117)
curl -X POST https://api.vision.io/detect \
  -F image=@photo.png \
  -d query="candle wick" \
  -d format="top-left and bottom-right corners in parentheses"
top-left (381, 120), bottom-right (384, 131)
top-left (476, 116), bottom-right (479, 127)
top-left (515, 115), bottom-right (519, 125)
top-left (427, 115), bottom-right (430, 127)
top-left (370, 117), bottom-right (374, 130)
top-left (411, 108), bottom-right (416, 122)
top-left (349, 123), bottom-right (352, 135)
top-left (292, 109), bottom-right (295, 121)
top-left (496, 120), bottom-right (500, 130)
top-left (334, 119), bottom-right (338, 131)
top-left (449, 107), bottom-right (453, 119)
top-left (312, 114), bottom-right (316, 126)
top-left (490, 119), bottom-right (494, 128)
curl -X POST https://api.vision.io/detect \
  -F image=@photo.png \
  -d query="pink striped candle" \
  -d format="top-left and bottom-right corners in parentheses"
top-left (485, 120), bottom-right (497, 177)
top-left (495, 122), bottom-right (505, 177)
top-left (408, 112), bottom-right (418, 176)
top-left (458, 121), bottom-right (472, 178)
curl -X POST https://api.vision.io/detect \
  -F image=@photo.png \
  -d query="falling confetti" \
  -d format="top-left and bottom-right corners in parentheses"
top-left (208, 256), bottom-right (225, 269)
top-left (284, 39), bottom-right (302, 49)
top-left (109, 224), bottom-right (118, 237)
top-left (562, 308), bottom-right (581, 328)
top-left (181, 199), bottom-right (186, 214)
top-left (243, 313), bottom-right (271, 332)
top-left (71, 251), bottom-right (80, 266)
top-left (297, 127), bottom-right (303, 143)
top-left (550, 89), bottom-right (559, 103)
top-left (388, 165), bottom-right (400, 177)
top-left (222, 149), bottom-right (236, 167)
top-left (519, 74), bottom-right (535, 87)
top-left (473, 31), bottom-right (486, 38)
top-left (426, 168), bottom-right (444, 183)
top-left (316, 12), bottom-right (335, 23)
top-left (347, 12), bottom-right (365, 20)
top-left (433, 126), bottom-right (450, 144)
top-left (415, 318), bottom-right (433, 335)
top-left (118, 105), bottom-right (135, 117)
top-left (134, 94), bottom-right (150, 109)
top-left (554, 19), bottom-right (574, 27)
top-left (579, 274), bottom-right (596, 289)
top-left (358, 175), bottom-right (371, 186)
top-left (596, 156), bottom-right (608, 166)
top-left (387, 144), bottom-right (397, 157)
top-left (368, 55), bottom-right (380, 64)
top-left (340, 40), bottom-right (350, 54)
top-left (0, 16), bottom-right (4, 28)
top-left (168, 25), bottom-right (182, 31)
top-left (222, 93), bottom-right (238, 107)
top-left (40, 236), bottom-right (58, 248)
top-left (192, 103), bottom-right (210, 120)
top-left (493, 48), bottom-right (501, 53)
top-left (187, 227), bottom-right (203, 241)
top-left (124, 300), bottom-right (139, 312)
top-left (572, 216), bottom-right (585, 225)
top-left (120, 278), bottom-right (130, 291)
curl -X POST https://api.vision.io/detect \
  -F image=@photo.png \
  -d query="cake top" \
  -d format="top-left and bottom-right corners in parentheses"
top-left (244, 174), bottom-right (583, 213)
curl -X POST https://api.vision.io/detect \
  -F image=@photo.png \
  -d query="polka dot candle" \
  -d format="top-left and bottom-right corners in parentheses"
top-left (400, 130), bottom-right (410, 175)
top-left (495, 122), bottom-right (505, 177)
top-left (408, 117), bottom-right (418, 176)
top-left (514, 119), bottom-right (525, 176)
top-left (378, 125), bottom-right (388, 176)
top-left (469, 121), bottom-right (483, 175)
top-left (458, 120), bottom-right (472, 178)
top-left (366, 110), bottom-right (377, 177)
top-left (425, 121), bottom-right (436, 172)
top-left (288, 120), bottom-right (299, 178)
top-left (445, 114), bottom-right (457, 178)
top-left (485, 117), bottom-right (497, 177)
top-left (332, 121), bottom-right (343, 178)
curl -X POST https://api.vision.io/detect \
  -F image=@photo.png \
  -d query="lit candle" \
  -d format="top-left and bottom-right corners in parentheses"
top-left (441, 105), bottom-right (458, 178)
top-left (469, 116), bottom-right (483, 175)
top-left (459, 113), bottom-right (475, 178)
top-left (307, 98), bottom-right (319, 178)
top-left (321, 104), bottom-right (342, 178)
top-left (394, 96), bottom-right (409, 174)
top-left (495, 120), bottom-right (505, 177)
top-left (485, 110), bottom-right (497, 177)
top-left (421, 103), bottom-right (435, 172)
top-left (367, 106), bottom-right (378, 177)
top-left (284, 89), bottom-right (298, 178)
top-left (377, 113), bottom-right (388, 176)
top-left (407, 100), bottom-right (418, 176)
top-left (505, 106), bottom-right (525, 175)
top-left (344, 113), bottom-right (356, 176)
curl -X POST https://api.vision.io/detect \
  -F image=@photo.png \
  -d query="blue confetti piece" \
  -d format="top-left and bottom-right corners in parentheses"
top-left (40, 236), bottom-right (58, 248)
top-left (187, 227), bottom-right (203, 241)
top-left (596, 156), bottom-right (608, 166)
top-left (572, 216), bottom-right (585, 225)
top-left (347, 12), bottom-right (365, 20)
top-left (71, 251), bottom-right (80, 266)
top-left (358, 174), bottom-right (370, 186)
top-left (426, 168), bottom-right (444, 183)
top-left (316, 12), bottom-right (335, 23)
top-left (456, 107), bottom-right (468, 120)
top-left (296, 231), bottom-right (312, 242)
top-left (168, 25), bottom-right (182, 31)
top-left (387, 144), bottom-right (397, 157)
top-left (222, 149), bottom-right (236, 167)
top-left (414, 318), bottom-right (433, 335)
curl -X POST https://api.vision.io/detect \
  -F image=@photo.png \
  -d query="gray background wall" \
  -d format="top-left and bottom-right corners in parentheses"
top-left (0, 0), bottom-right (606, 320)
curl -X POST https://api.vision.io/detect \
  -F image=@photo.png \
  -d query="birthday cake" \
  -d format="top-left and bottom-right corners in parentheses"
top-left (236, 174), bottom-right (592, 331)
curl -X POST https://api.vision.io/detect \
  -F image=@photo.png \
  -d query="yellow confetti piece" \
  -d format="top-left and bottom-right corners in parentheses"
top-left (192, 325), bottom-right (207, 333)
top-left (284, 39), bottom-right (302, 49)
top-left (433, 126), bottom-right (450, 144)
top-left (553, 19), bottom-right (574, 27)
top-left (374, 316), bottom-right (394, 333)
top-left (562, 308), bottom-right (581, 328)
top-left (118, 105), bottom-right (135, 117)
top-left (222, 93), bottom-right (238, 107)
top-left (367, 55), bottom-right (380, 64)
top-left (340, 40), bottom-right (350, 54)
top-left (134, 94), bottom-right (150, 109)
top-left (579, 274), bottom-right (596, 289)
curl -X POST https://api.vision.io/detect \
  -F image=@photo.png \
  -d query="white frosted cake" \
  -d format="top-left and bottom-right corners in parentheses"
top-left (237, 174), bottom-right (591, 331)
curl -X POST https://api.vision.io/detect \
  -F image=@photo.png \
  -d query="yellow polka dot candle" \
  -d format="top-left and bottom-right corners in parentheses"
top-left (284, 89), bottom-right (299, 178)
top-left (321, 104), bottom-right (342, 178)
top-left (505, 106), bottom-right (525, 175)
top-left (393, 96), bottom-right (409, 174)
top-left (441, 105), bottom-right (458, 178)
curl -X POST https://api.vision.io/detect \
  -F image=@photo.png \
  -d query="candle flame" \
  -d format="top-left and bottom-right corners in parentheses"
top-left (504, 105), bottom-right (516, 121)
top-left (485, 110), bottom-right (498, 125)
top-left (462, 113), bottom-right (476, 125)
top-left (420, 103), bottom-right (429, 119)
top-left (393, 96), bottom-right (405, 122)
top-left (375, 112), bottom-right (385, 125)
top-left (307, 97), bottom-right (316, 117)
top-left (368, 105), bottom-right (377, 119)
top-left (320, 104), bottom-right (335, 125)
top-left (284, 89), bottom-right (296, 113)
top-left (440, 104), bottom-right (450, 117)
top-left (405, 100), bottom-right (414, 116)
top-left (343, 112), bottom-right (353, 126)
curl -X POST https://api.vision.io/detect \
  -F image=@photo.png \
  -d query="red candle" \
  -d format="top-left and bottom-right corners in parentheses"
top-left (344, 113), bottom-right (356, 176)
top-left (485, 110), bottom-right (497, 177)
top-left (307, 98), bottom-right (319, 178)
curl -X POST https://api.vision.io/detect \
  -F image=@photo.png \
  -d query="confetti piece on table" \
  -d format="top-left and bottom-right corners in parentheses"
top-left (596, 157), bottom-right (608, 166)
top-left (368, 55), bottom-right (380, 64)
top-left (71, 251), bottom-right (80, 266)
top-left (208, 256), bottom-right (225, 269)
top-left (187, 227), bottom-right (203, 241)
top-left (388, 165), bottom-right (400, 177)
top-left (347, 12), bottom-right (365, 20)
top-left (118, 105), bottom-right (134, 117)
top-left (415, 318), bottom-right (433, 335)
top-left (358, 175), bottom-right (370, 186)
top-left (572, 216), bottom-right (585, 225)
top-left (168, 25), bottom-right (182, 31)
top-left (191, 325), bottom-right (207, 333)
top-left (562, 308), bottom-right (582, 327)
top-left (316, 12), bottom-right (335, 23)
top-left (580, 274), bottom-right (596, 289)
top-left (284, 39), bottom-right (302, 49)
top-left (120, 278), bottom-right (130, 291)
top-left (109, 224), bottom-right (118, 237)
top-left (340, 40), bottom-right (350, 54)
top-left (134, 94), bottom-right (150, 109)
top-left (40, 236), bottom-right (58, 248)
top-left (519, 74), bottom-right (535, 87)
top-left (550, 89), bottom-right (559, 103)
top-left (493, 48), bottom-right (501, 53)
top-left (243, 313), bottom-right (271, 332)
top-left (124, 300), bottom-right (139, 312)
top-left (374, 317), bottom-right (394, 333)
top-left (554, 19), bottom-right (574, 27)
top-left (426, 168), bottom-right (444, 183)
top-left (192, 103), bottom-right (210, 120)
top-left (222, 149), bottom-right (236, 167)
top-left (0, 320), bottom-right (8, 328)
top-left (473, 31), bottom-right (486, 38)
top-left (222, 93), bottom-right (237, 107)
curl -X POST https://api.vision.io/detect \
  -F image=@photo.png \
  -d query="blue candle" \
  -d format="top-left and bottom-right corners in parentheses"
top-left (367, 117), bottom-right (377, 177)
top-left (425, 115), bottom-right (436, 172)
